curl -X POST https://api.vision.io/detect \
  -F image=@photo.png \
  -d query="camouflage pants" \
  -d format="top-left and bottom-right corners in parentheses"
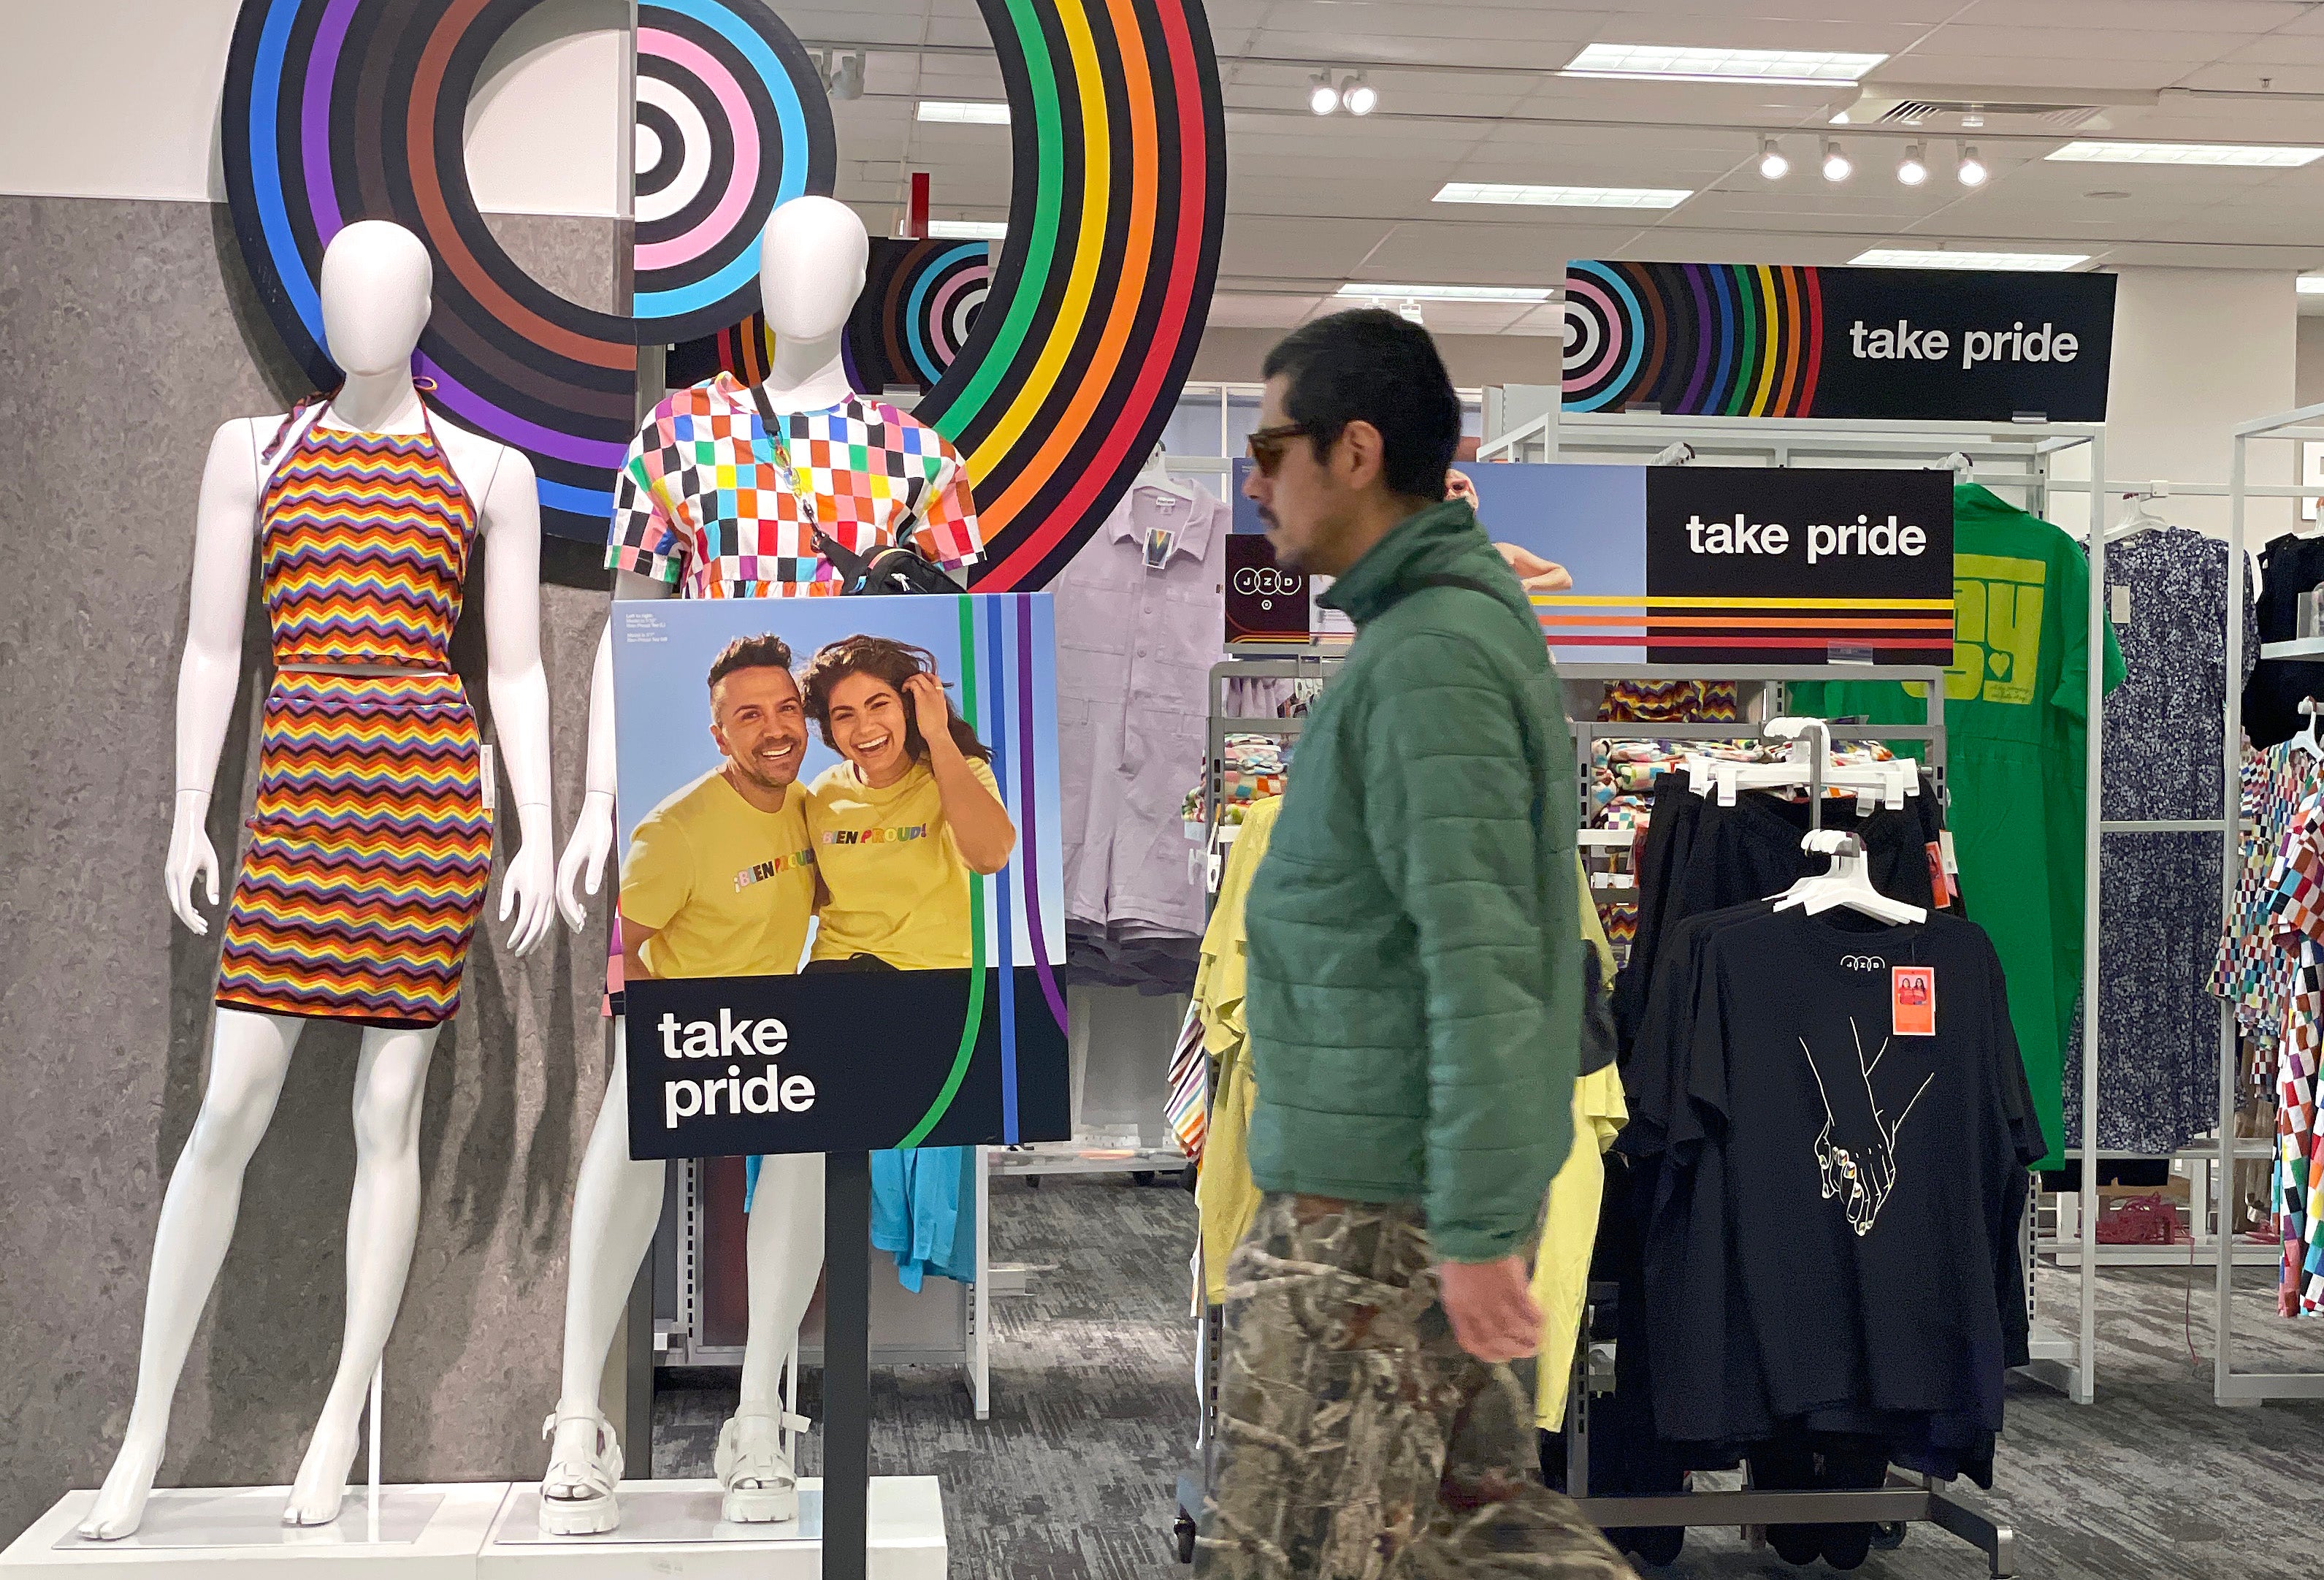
top-left (1197, 1194), bottom-right (1633, 1579)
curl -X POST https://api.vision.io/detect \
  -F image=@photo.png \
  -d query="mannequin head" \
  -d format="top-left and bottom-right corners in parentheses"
top-left (756, 197), bottom-right (869, 344)
top-left (318, 221), bottom-right (433, 376)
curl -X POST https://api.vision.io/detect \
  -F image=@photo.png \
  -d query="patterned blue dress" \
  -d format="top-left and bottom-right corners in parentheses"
top-left (2065, 527), bottom-right (2255, 1156)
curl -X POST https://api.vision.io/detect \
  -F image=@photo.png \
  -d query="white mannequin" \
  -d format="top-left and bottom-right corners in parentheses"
top-left (539, 196), bottom-right (868, 1534)
top-left (80, 221), bottom-right (560, 1541)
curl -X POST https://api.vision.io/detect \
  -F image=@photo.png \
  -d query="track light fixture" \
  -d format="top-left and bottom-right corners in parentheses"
top-left (1897, 140), bottom-right (1929, 186)
top-left (1308, 71), bottom-right (1339, 115)
top-left (1758, 136), bottom-right (1789, 180)
top-left (1957, 143), bottom-right (1988, 186)
top-left (1822, 139), bottom-right (1852, 183)
top-left (828, 50), bottom-right (864, 102)
top-left (1341, 73), bottom-right (1377, 115)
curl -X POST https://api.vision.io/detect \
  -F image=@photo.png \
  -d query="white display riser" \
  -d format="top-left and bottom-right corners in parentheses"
top-left (1, 1486), bottom-right (506, 1579)
top-left (478, 1479), bottom-right (944, 1579)
top-left (4, 1481), bottom-right (945, 1580)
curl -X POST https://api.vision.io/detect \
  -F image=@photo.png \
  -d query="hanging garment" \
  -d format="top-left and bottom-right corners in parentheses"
top-left (2211, 742), bottom-right (2323, 1044)
top-left (1191, 795), bottom-right (1281, 1305)
top-left (2064, 527), bottom-right (2256, 1155)
top-left (1534, 862), bottom-right (1628, 1430)
top-left (215, 401), bottom-right (492, 1028)
top-left (2243, 533), bottom-right (2324, 749)
top-left (2257, 787), bottom-right (2324, 1313)
top-left (607, 372), bottom-right (981, 597)
top-left (1792, 484), bottom-right (2125, 1167)
top-left (1612, 766), bottom-right (1952, 1050)
top-left (1053, 484), bottom-right (1230, 939)
top-left (612, 373), bottom-right (986, 1287)
top-left (1626, 903), bottom-right (2043, 1484)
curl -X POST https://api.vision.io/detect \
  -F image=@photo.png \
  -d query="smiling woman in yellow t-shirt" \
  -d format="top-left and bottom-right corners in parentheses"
top-left (799, 636), bottom-right (1016, 972)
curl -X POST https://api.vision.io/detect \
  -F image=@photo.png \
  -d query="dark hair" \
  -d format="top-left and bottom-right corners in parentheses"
top-left (800, 635), bottom-right (992, 765)
top-left (1261, 308), bottom-right (1460, 500)
top-left (707, 633), bottom-right (796, 692)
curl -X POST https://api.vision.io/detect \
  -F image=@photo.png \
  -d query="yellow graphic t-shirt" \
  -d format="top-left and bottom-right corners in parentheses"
top-left (620, 771), bottom-right (817, 980)
top-left (808, 755), bottom-right (1003, 971)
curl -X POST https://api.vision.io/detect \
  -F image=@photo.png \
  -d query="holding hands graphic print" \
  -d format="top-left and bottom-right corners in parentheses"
top-left (1801, 1020), bottom-right (1934, 1237)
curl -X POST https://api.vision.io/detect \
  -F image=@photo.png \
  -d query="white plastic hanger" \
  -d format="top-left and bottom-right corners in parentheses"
top-left (1132, 442), bottom-right (1197, 503)
top-left (1771, 828), bottom-right (1929, 923)
top-left (2108, 480), bottom-right (2171, 542)
top-left (1687, 717), bottom-right (1916, 812)
top-left (2296, 698), bottom-right (2324, 762)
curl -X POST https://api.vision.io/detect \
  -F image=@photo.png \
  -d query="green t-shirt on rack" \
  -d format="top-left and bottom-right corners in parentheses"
top-left (1791, 483), bottom-right (2125, 1168)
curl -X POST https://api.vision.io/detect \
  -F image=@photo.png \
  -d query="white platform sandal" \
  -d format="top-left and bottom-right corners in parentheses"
top-left (715, 1408), bottom-right (813, 1524)
top-left (538, 1406), bottom-right (624, 1536)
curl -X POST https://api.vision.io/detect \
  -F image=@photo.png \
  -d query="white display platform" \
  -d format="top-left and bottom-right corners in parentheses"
top-left (477, 1478), bottom-right (945, 1579)
top-left (1, 1484), bottom-right (508, 1579)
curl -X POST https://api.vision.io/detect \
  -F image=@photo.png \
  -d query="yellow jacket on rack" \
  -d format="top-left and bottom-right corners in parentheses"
top-left (1534, 858), bottom-right (1628, 1427)
top-left (1193, 797), bottom-right (1281, 1305)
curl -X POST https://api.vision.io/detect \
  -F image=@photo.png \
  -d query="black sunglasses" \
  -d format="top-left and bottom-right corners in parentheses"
top-left (1245, 420), bottom-right (1334, 477)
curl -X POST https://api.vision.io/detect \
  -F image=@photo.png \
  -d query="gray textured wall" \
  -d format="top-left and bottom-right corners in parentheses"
top-left (0, 195), bottom-right (622, 1543)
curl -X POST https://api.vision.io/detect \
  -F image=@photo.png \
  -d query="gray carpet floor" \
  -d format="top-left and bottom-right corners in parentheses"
top-left (654, 1178), bottom-right (2324, 1579)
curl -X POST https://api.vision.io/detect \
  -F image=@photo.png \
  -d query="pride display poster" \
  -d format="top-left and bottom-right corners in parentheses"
top-left (610, 594), bottom-right (1069, 1160)
top-left (1230, 460), bottom-right (1952, 667)
top-left (1563, 260), bottom-right (2115, 423)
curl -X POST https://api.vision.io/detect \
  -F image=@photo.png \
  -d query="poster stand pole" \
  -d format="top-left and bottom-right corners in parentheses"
top-left (822, 1150), bottom-right (873, 1580)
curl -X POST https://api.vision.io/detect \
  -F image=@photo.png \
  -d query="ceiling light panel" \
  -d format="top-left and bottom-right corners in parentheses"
top-left (1334, 283), bottom-right (1553, 303)
top-left (926, 220), bottom-right (1006, 239)
top-left (917, 101), bottom-right (1010, 124)
top-left (2047, 141), bottom-right (2323, 167)
top-left (1434, 181), bottom-right (1691, 209)
top-left (1850, 248), bottom-right (2090, 272)
top-left (1561, 43), bottom-right (1887, 86)
top-left (2300, 275), bottom-right (2324, 296)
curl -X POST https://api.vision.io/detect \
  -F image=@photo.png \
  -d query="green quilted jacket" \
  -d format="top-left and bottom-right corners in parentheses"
top-left (1243, 500), bottom-right (1580, 1263)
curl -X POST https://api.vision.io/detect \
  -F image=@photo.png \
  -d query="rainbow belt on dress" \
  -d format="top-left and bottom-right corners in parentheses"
top-left (213, 401), bottom-right (493, 1030)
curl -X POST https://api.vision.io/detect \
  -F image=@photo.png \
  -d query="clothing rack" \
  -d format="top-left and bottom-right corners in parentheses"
top-left (1173, 649), bottom-right (1348, 1563)
top-left (2204, 402), bottom-right (2324, 1405)
top-left (1563, 660), bottom-right (2016, 1577)
top-left (1481, 408), bottom-right (2129, 1402)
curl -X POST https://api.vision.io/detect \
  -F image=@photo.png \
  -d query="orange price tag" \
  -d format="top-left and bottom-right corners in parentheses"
top-left (1892, 966), bottom-right (1935, 1037)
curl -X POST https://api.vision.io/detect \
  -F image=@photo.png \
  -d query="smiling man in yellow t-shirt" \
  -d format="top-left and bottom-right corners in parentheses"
top-left (619, 633), bottom-right (819, 982)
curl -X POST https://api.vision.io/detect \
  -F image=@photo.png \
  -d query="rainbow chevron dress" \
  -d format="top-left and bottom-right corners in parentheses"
top-left (214, 402), bottom-right (492, 1028)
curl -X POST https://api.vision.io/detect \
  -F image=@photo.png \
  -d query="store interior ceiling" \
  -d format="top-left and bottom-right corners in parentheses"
top-left (797, 0), bottom-right (2324, 332)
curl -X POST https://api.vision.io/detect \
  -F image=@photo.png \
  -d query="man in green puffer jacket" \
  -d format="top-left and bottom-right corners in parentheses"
top-left (1196, 310), bottom-right (1624, 1579)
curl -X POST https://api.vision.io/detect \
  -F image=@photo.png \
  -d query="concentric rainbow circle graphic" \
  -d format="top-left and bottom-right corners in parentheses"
top-left (887, 240), bottom-right (991, 389)
top-left (222, 0), bottom-right (833, 539)
top-left (635, 1), bottom-right (835, 340)
top-left (1563, 260), bottom-right (1827, 418)
top-left (929, 0), bottom-right (1228, 592)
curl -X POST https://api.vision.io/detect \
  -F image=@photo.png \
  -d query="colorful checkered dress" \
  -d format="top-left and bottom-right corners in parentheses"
top-left (213, 401), bottom-right (494, 1030)
top-left (605, 373), bottom-right (982, 596)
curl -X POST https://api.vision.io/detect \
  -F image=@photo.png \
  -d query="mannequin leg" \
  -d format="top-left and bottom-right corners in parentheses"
top-left (81, 1009), bottom-right (305, 1540)
top-left (713, 1153), bottom-right (825, 1524)
top-left (739, 1152), bottom-right (825, 1415)
top-left (540, 1026), bottom-right (662, 1527)
top-left (283, 1023), bottom-right (437, 1526)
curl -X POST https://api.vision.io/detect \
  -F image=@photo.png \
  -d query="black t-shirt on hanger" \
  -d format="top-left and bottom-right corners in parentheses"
top-left (1637, 907), bottom-right (2043, 1450)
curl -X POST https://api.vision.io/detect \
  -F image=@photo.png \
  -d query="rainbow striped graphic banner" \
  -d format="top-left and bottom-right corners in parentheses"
top-left (1563, 260), bottom-right (2115, 422)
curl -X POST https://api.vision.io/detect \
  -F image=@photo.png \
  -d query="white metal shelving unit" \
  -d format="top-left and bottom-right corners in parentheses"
top-left (1478, 405), bottom-right (2116, 1405)
top-left (2210, 401), bottom-right (2324, 1406)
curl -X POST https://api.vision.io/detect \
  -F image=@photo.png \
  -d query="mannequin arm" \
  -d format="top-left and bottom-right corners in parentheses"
top-left (167, 421), bottom-right (264, 934)
top-left (478, 450), bottom-right (558, 956)
top-left (556, 570), bottom-right (671, 929)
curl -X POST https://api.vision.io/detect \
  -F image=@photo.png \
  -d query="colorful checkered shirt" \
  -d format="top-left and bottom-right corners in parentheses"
top-left (605, 373), bottom-right (982, 597)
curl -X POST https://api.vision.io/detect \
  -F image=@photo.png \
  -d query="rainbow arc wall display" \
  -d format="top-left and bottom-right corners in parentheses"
top-left (222, 0), bottom-right (1227, 582)
top-left (222, 0), bottom-right (833, 541)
